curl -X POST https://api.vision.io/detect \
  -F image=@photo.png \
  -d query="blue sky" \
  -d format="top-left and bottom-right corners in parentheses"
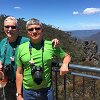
top-left (0, 0), bottom-right (100, 31)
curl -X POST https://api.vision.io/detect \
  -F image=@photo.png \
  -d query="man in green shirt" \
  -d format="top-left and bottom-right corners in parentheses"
top-left (16, 18), bottom-right (71, 100)
top-left (0, 16), bottom-right (59, 100)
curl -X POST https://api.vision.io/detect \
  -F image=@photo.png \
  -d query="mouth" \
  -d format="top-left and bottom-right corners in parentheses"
top-left (7, 31), bottom-right (13, 34)
top-left (32, 32), bottom-right (39, 37)
top-left (7, 31), bottom-right (15, 37)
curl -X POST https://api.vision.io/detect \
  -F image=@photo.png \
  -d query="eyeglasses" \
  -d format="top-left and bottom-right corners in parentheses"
top-left (27, 27), bottom-right (41, 31)
top-left (4, 26), bottom-right (16, 29)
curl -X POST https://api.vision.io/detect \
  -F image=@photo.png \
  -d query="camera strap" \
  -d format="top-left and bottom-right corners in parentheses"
top-left (3, 36), bottom-right (19, 67)
top-left (3, 38), bottom-right (9, 67)
top-left (29, 40), bottom-right (44, 69)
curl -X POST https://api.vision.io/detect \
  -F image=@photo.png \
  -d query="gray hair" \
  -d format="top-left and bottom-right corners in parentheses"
top-left (26, 18), bottom-right (42, 29)
top-left (4, 16), bottom-right (18, 26)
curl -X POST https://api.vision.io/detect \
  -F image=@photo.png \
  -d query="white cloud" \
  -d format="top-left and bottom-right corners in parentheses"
top-left (73, 11), bottom-right (79, 15)
top-left (82, 8), bottom-right (100, 15)
top-left (14, 6), bottom-right (22, 9)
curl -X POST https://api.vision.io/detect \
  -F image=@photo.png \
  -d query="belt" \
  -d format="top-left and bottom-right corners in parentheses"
top-left (24, 86), bottom-right (51, 93)
top-left (32, 87), bottom-right (51, 92)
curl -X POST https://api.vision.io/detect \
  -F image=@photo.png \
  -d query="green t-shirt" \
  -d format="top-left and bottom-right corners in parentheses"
top-left (0, 36), bottom-right (29, 80)
top-left (16, 40), bottom-right (66, 90)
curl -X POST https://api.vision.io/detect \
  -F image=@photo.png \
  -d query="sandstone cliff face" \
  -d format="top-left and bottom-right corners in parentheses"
top-left (82, 40), bottom-right (100, 66)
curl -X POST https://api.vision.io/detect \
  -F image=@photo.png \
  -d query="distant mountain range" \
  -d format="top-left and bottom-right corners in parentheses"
top-left (69, 29), bottom-right (100, 39)
top-left (67, 29), bottom-right (100, 51)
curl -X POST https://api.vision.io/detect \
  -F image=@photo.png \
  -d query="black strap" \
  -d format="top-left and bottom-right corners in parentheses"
top-left (12, 36), bottom-right (20, 58)
top-left (3, 38), bottom-right (9, 67)
top-left (29, 40), bottom-right (44, 68)
top-left (3, 37), bottom-right (19, 67)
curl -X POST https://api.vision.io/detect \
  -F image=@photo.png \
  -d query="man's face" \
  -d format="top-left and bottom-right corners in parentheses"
top-left (4, 20), bottom-right (17, 38)
top-left (27, 24), bottom-right (43, 43)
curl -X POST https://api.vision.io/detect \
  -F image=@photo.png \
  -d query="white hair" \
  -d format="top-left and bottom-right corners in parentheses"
top-left (4, 16), bottom-right (18, 26)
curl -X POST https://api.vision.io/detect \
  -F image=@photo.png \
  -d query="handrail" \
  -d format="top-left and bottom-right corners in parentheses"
top-left (56, 63), bottom-right (100, 73)
top-left (52, 63), bottom-right (100, 100)
top-left (52, 63), bottom-right (100, 79)
top-left (69, 64), bottom-right (100, 73)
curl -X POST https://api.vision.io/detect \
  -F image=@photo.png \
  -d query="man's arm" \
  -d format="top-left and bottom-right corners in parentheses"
top-left (0, 61), bottom-right (3, 70)
top-left (60, 53), bottom-right (71, 76)
top-left (0, 41), bottom-right (3, 70)
top-left (16, 66), bottom-right (23, 100)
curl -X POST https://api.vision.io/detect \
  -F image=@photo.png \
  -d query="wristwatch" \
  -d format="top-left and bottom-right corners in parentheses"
top-left (16, 93), bottom-right (22, 97)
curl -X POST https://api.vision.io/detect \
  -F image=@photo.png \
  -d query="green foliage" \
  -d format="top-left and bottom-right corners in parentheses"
top-left (17, 18), bottom-right (27, 37)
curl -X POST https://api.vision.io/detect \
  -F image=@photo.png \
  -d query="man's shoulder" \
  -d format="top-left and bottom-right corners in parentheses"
top-left (45, 40), bottom-right (52, 45)
top-left (18, 36), bottom-right (29, 44)
top-left (20, 36), bottom-right (28, 39)
top-left (19, 41), bottom-right (29, 48)
top-left (19, 36), bottom-right (29, 41)
top-left (44, 40), bottom-right (54, 49)
top-left (18, 42), bottom-right (29, 55)
top-left (0, 38), bottom-right (7, 44)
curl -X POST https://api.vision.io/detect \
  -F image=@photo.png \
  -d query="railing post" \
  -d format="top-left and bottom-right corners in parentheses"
top-left (93, 79), bottom-right (96, 100)
top-left (72, 75), bottom-right (75, 100)
top-left (55, 67), bottom-right (58, 100)
top-left (82, 77), bottom-right (85, 100)
top-left (64, 74), bottom-right (67, 100)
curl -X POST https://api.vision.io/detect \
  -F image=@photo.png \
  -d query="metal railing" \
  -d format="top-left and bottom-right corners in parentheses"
top-left (52, 63), bottom-right (100, 100)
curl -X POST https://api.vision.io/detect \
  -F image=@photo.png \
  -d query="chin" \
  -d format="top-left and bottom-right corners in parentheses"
top-left (7, 35), bottom-right (12, 38)
top-left (33, 35), bottom-right (41, 39)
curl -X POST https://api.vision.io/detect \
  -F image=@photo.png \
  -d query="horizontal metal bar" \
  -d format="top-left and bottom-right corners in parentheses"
top-left (69, 64), bottom-right (100, 73)
top-left (52, 63), bottom-right (100, 79)
top-left (58, 63), bottom-right (100, 73)
top-left (69, 72), bottom-right (100, 80)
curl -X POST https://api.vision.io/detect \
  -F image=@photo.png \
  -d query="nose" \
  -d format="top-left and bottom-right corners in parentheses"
top-left (8, 27), bottom-right (12, 31)
top-left (33, 28), bottom-right (36, 32)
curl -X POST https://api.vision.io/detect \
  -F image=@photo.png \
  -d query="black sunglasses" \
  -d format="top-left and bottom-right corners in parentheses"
top-left (27, 27), bottom-right (41, 31)
top-left (4, 26), bottom-right (16, 29)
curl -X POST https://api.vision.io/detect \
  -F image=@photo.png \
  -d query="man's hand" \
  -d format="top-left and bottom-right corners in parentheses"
top-left (17, 95), bottom-right (23, 100)
top-left (0, 64), bottom-right (3, 71)
top-left (52, 38), bottom-right (59, 48)
top-left (60, 63), bottom-right (69, 76)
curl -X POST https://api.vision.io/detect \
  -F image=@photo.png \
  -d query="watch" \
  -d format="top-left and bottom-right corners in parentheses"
top-left (16, 93), bottom-right (22, 97)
